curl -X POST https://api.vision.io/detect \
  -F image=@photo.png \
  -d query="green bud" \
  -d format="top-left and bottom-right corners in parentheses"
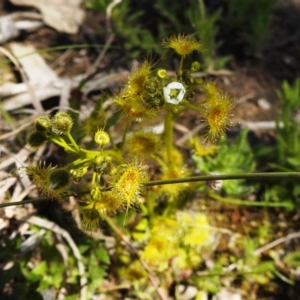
top-left (35, 116), bottom-right (51, 132)
top-left (182, 70), bottom-right (192, 84)
top-left (144, 77), bottom-right (162, 95)
top-left (48, 168), bottom-right (70, 190)
top-left (157, 69), bottom-right (167, 78)
top-left (94, 156), bottom-right (112, 175)
top-left (191, 61), bottom-right (201, 72)
top-left (51, 112), bottom-right (73, 135)
top-left (194, 78), bottom-right (203, 85)
top-left (70, 168), bottom-right (88, 183)
top-left (27, 131), bottom-right (47, 148)
top-left (94, 129), bottom-right (110, 146)
top-left (144, 77), bottom-right (166, 109)
top-left (151, 95), bottom-right (165, 109)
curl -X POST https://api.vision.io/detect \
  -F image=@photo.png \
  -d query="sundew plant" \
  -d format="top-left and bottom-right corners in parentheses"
top-left (19, 34), bottom-right (235, 230)
top-left (11, 34), bottom-right (300, 232)
top-left (3, 34), bottom-right (300, 299)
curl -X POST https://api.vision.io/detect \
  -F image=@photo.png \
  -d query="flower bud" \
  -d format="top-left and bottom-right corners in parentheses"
top-left (51, 112), bottom-right (73, 135)
top-left (191, 61), bottom-right (201, 72)
top-left (94, 129), bottom-right (110, 146)
top-left (70, 168), bottom-right (88, 183)
top-left (48, 168), bottom-right (71, 190)
top-left (93, 156), bottom-right (112, 175)
top-left (182, 70), bottom-right (192, 84)
top-left (35, 116), bottom-right (51, 132)
top-left (157, 69), bottom-right (167, 78)
top-left (27, 131), bottom-right (47, 148)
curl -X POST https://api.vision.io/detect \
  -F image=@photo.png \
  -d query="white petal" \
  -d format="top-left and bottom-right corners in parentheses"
top-left (163, 82), bottom-right (186, 105)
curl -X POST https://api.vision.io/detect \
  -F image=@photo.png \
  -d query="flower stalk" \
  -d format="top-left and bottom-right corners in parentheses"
top-left (3, 172), bottom-right (300, 209)
top-left (66, 132), bottom-right (80, 152)
top-left (164, 110), bottom-right (174, 166)
top-left (144, 172), bottom-right (300, 186)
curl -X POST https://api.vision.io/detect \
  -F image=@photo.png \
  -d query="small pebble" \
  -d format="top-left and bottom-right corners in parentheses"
top-left (257, 98), bottom-right (271, 110)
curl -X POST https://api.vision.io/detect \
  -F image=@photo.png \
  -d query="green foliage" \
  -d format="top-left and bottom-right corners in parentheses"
top-left (221, 0), bottom-right (275, 55)
top-left (193, 129), bottom-right (255, 195)
top-left (84, 0), bottom-right (174, 57)
top-left (284, 251), bottom-right (300, 267)
top-left (251, 79), bottom-right (300, 209)
top-left (84, 0), bottom-right (231, 68)
top-left (84, 0), bottom-right (275, 63)
top-left (0, 235), bottom-right (43, 300)
top-left (187, 0), bottom-right (231, 70)
top-left (110, 0), bottom-right (162, 57)
top-left (0, 227), bottom-right (109, 299)
top-left (267, 79), bottom-right (300, 209)
top-left (276, 79), bottom-right (300, 168)
top-left (84, 0), bottom-right (111, 11)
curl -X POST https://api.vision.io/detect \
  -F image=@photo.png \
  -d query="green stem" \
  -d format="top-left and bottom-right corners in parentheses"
top-left (3, 172), bottom-right (300, 209)
top-left (121, 120), bottom-right (131, 150)
top-left (107, 131), bottom-right (117, 150)
top-left (0, 198), bottom-right (49, 208)
top-left (103, 215), bottom-right (128, 239)
top-left (67, 158), bottom-right (91, 170)
top-left (182, 102), bottom-right (206, 114)
top-left (49, 136), bottom-right (77, 153)
top-left (151, 154), bottom-right (168, 170)
top-left (144, 172), bottom-right (300, 186)
top-left (92, 172), bottom-right (97, 185)
top-left (198, 0), bottom-right (206, 19)
top-left (145, 193), bottom-right (156, 227)
top-left (66, 132), bottom-right (80, 152)
top-left (164, 110), bottom-right (174, 167)
top-left (177, 56), bottom-right (184, 79)
top-left (77, 149), bottom-right (99, 161)
top-left (208, 191), bottom-right (293, 209)
top-left (0, 190), bottom-right (91, 209)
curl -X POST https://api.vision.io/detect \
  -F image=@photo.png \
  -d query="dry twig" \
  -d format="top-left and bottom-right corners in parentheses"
top-left (0, 46), bottom-right (44, 114)
top-left (254, 231), bottom-right (300, 256)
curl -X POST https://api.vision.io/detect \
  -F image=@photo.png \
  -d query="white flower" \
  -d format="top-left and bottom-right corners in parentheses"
top-left (163, 82), bottom-right (186, 105)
